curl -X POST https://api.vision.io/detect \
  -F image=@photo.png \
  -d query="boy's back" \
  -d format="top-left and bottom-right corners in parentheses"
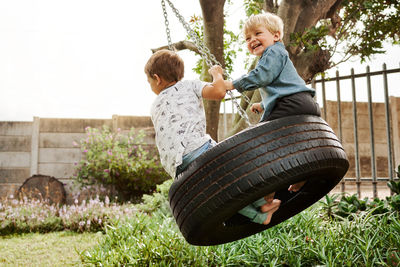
top-left (151, 79), bottom-right (211, 177)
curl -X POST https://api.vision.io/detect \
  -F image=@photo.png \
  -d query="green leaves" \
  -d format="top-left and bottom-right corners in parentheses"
top-left (72, 126), bottom-right (169, 202)
top-left (388, 180), bottom-right (400, 195)
top-left (290, 25), bottom-right (330, 52)
top-left (80, 203), bottom-right (400, 266)
top-left (243, 0), bottom-right (264, 16)
top-left (339, 0), bottom-right (400, 62)
top-left (189, 14), bottom-right (240, 77)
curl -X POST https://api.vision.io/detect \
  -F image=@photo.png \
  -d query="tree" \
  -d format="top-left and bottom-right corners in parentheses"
top-left (199, 0), bottom-right (226, 141)
top-left (154, 0), bottom-right (400, 138)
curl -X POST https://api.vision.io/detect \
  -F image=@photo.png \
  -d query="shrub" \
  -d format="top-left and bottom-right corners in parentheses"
top-left (73, 126), bottom-right (169, 201)
top-left (136, 179), bottom-right (172, 215)
top-left (0, 196), bottom-right (136, 235)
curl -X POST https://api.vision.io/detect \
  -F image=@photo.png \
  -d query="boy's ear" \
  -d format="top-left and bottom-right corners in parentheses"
top-left (153, 74), bottom-right (162, 85)
top-left (273, 31), bottom-right (281, 41)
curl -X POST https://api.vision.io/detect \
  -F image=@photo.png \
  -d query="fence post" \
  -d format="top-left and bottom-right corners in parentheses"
top-left (30, 116), bottom-right (40, 176)
top-left (366, 66), bottom-right (378, 198)
top-left (390, 96), bottom-right (399, 169)
top-left (335, 70), bottom-right (345, 193)
top-left (351, 68), bottom-right (361, 197)
top-left (321, 77), bottom-right (327, 119)
top-left (383, 64), bottom-right (394, 189)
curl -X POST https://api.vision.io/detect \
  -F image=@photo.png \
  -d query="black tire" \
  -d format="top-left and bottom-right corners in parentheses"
top-left (169, 115), bottom-right (349, 246)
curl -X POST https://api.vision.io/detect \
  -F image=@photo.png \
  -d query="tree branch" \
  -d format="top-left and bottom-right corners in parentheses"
top-left (151, 40), bottom-right (200, 54)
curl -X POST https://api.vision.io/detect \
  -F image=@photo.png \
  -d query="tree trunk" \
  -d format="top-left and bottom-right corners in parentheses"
top-left (279, 0), bottom-right (342, 80)
top-left (200, 0), bottom-right (226, 141)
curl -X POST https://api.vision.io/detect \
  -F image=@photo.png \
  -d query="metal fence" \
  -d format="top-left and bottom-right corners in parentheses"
top-left (222, 63), bottom-right (400, 198)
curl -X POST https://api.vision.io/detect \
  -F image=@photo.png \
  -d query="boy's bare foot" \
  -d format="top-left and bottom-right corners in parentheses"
top-left (264, 192), bottom-right (275, 204)
top-left (260, 199), bottom-right (281, 225)
top-left (288, 180), bottom-right (306, 192)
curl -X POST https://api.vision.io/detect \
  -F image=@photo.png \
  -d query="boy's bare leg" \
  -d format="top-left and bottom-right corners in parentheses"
top-left (260, 199), bottom-right (281, 225)
top-left (288, 180), bottom-right (306, 192)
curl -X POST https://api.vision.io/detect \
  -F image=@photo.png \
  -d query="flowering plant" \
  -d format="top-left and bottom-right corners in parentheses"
top-left (0, 195), bottom-right (135, 235)
top-left (73, 126), bottom-right (169, 201)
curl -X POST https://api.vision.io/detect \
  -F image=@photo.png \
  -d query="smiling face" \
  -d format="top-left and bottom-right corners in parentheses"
top-left (245, 26), bottom-right (281, 57)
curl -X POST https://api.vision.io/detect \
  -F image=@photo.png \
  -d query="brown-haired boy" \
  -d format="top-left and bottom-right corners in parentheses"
top-left (145, 50), bottom-right (281, 225)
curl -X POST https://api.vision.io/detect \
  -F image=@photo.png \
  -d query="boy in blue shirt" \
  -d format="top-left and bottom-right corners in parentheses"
top-left (224, 12), bottom-right (321, 222)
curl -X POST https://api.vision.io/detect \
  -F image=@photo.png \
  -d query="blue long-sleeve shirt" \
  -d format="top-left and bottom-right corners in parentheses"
top-left (232, 42), bottom-right (315, 121)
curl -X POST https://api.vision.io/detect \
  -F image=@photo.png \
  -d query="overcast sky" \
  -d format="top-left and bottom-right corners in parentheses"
top-left (1, 0), bottom-right (399, 122)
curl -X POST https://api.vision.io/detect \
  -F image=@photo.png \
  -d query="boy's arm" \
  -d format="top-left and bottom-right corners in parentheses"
top-left (231, 48), bottom-right (285, 92)
top-left (202, 65), bottom-right (229, 100)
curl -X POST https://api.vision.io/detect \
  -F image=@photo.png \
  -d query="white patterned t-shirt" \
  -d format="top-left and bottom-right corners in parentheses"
top-left (150, 80), bottom-right (212, 178)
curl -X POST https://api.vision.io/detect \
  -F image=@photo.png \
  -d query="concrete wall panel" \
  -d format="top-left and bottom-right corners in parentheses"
top-left (0, 136), bottom-right (31, 152)
top-left (115, 116), bottom-right (153, 129)
top-left (0, 152), bottom-right (30, 168)
top-left (0, 122), bottom-right (32, 135)
top-left (40, 133), bottom-right (86, 148)
top-left (40, 118), bottom-right (111, 133)
top-left (39, 148), bottom-right (81, 164)
top-left (38, 163), bottom-right (76, 179)
top-left (0, 168), bottom-right (30, 183)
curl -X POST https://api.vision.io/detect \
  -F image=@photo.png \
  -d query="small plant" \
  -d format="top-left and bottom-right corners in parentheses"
top-left (388, 180), bottom-right (400, 195)
top-left (73, 126), bottom-right (169, 201)
top-left (320, 194), bottom-right (339, 219)
top-left (334, 194), bottom-right (369, 218)
top-left (136, 179), bottom-right (172, 215)
top-left (387, 194), bottom-right (400, 212)
top-left (367, 197), bottom-right (390, 215)
top-left (0, 195), bottom-right (136, 235)
top-left (387, 172), bottom-right (400, 212)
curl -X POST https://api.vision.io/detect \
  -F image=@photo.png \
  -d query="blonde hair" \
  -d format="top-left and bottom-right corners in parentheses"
top-left (244, 12), bottom-right (284, 41)
top-left (144, 50), bottom-right (184, 83)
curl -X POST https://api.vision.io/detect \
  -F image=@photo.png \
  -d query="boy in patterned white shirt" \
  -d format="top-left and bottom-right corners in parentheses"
top-left (145, 49), bottom-right (280, 225)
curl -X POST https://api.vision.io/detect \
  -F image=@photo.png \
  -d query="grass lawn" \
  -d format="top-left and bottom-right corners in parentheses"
top-left (0, 231), bottom-right (103, 266)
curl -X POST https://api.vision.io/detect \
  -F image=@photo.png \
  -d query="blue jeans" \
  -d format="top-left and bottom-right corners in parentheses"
top-left (175, 139), bottom-right (216, 178)
top-left (175, 139), bottom-right (268, 224)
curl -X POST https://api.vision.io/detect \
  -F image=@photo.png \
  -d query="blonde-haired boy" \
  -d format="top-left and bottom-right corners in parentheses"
top-left (223, 12), bottom-right (321, 223)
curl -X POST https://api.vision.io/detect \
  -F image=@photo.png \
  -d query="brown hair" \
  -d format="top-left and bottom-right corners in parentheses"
top-left (144, 50), bottom-right (184, 82)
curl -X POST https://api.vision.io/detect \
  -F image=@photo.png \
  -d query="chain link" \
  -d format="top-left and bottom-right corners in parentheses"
top-left (161, 0), bottom-right (173, 50)
top-left (162, 0), bottom-right (252, 126)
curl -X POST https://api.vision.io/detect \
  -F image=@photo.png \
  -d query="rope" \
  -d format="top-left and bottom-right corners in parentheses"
top-left (161, 0), bottom-right (253, 126)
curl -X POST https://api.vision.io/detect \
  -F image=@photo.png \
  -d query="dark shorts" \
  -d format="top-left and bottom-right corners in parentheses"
top-left (262, 92), bottom-right (321, 122)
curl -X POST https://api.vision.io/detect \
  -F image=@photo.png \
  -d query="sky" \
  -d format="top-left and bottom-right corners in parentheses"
top-left (1, 0), bottom-right (399, 122)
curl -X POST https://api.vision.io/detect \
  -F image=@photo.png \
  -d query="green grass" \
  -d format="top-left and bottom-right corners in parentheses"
top-left (81, 207), bottom-right (400, 266)
top-left (0, 231), bottom-right (103, 266)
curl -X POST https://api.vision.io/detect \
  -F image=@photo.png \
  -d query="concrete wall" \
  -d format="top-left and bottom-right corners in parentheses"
top-left (0, 115), bottom-right (155, 202)
top-left (0, 121), bottom-right (32, 197)
top-left (1, 98), bottom-right (399, 201)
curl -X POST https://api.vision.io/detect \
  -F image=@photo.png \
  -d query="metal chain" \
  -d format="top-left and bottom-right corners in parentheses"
top-left (162, 0), bottom-right (252, 126)
top-left (161, 0), bottom-right (173, 50)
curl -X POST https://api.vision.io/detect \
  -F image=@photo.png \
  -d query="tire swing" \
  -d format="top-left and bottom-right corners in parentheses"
top-left (161, 0), bottom-right (349, 246)
top-left (169, 115), bottom-right (349, 245)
